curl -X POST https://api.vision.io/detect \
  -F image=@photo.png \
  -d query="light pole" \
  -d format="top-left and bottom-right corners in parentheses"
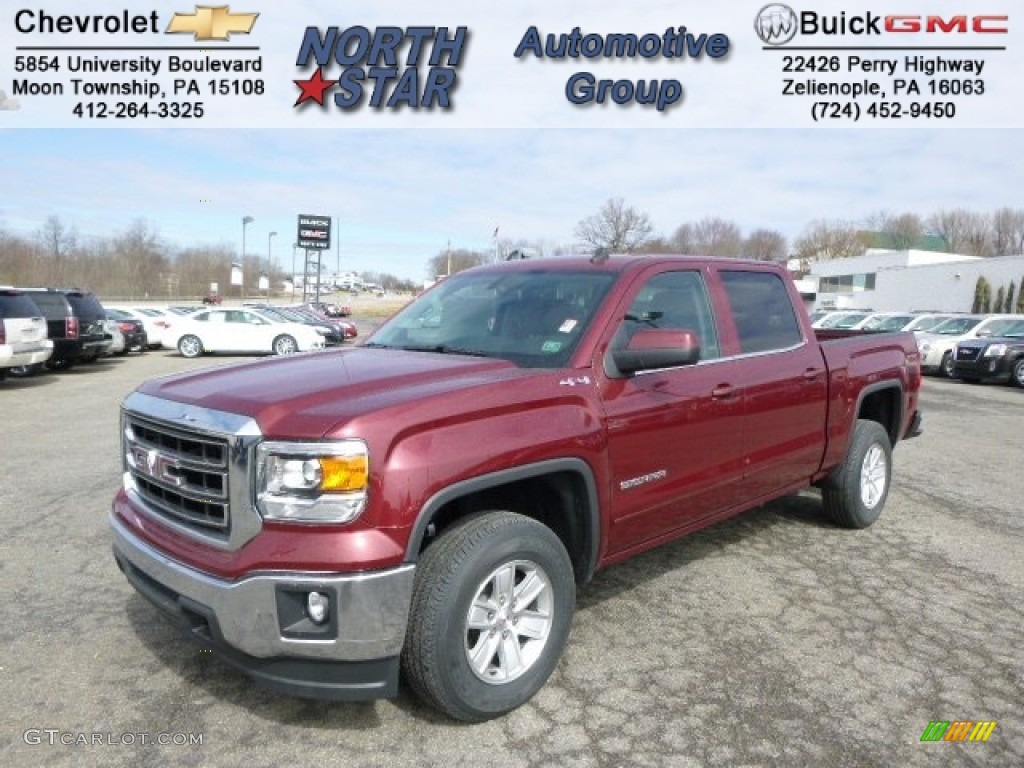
top-left (241, 215), bottom-right (254, 300)
top-left (267, 231), bottom-right (277, 300)
top-left (291, 243), bottom-right (298, 302)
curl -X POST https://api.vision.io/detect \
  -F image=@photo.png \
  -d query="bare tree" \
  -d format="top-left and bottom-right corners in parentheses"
top-left (633, 236), bottom-right (673, 255)
top-left (37, 215), bottom-right (78, 283)
top-left (793, 220), bottom-right (865, 262)
top-left (427, 248), bottom-right (489, 279)
top-left (991, 208), bottom-right (1024, 256)
top-left (744, 229), bottom-right (788, 261)
top-left (0, 229), bottom-right (42, 285)
top-left (927, 209), bottom-right (992, 256)
top-left (669, 223), bottom-right (697, 254)
top-left (574, 198), bottom-right (654, 253)
top-left (867, 210), bottom-right (924, 250)
top-left (110, 219), bottom-right (168, 298)
top-left (691, 217), bottom-right (743, 258)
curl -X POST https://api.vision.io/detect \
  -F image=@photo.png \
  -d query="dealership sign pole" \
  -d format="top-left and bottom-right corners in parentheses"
top-left (297, 214), bottom-right (331, 306)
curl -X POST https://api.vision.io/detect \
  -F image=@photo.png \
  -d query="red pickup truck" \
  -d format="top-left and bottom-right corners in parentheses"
top-left (110, 256), bottom-right (922, 721)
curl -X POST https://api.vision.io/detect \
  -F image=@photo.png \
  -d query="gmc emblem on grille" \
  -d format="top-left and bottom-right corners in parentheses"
top-left (133, 446), bottom-right (186, 487)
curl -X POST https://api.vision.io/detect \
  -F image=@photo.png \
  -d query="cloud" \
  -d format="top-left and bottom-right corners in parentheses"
top-left (0, 90), bottom-right (21, 111)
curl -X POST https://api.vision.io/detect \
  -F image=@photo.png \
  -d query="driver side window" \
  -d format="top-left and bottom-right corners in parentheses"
top-left (622, 271), bottom-right (720, 360)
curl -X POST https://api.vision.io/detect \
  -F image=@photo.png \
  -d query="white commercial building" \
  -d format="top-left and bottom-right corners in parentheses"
top-left (808, 249), bottom-right (1024, 313)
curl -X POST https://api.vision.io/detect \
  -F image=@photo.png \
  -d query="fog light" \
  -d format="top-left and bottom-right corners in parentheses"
top-left (307, 591), bottom-right (329, 625)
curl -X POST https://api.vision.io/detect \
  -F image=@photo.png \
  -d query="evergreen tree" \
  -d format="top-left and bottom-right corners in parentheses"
top-left (972, 276), bottom-right (985, 313)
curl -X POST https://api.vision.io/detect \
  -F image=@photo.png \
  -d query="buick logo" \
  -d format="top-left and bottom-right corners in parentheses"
top-left (756, 3), bottom-right (798, 45)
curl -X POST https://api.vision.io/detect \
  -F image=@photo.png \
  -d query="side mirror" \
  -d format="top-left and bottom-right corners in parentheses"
top-left (609, 328), bottom-right (701, 376)
top-left (976, 329), bottom-right (992, 338)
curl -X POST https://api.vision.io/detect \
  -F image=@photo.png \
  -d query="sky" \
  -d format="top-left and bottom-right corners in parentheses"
top-left (1, 0), bottom-right (1021, 282)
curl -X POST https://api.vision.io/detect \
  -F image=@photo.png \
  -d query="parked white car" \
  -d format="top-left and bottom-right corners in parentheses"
top-left (812, 310), bottom-right (874, 329)
top-left (164, 307), bottom-right (326, 358)
top-left (902, 314), bottom-right (959, 333)
top-left (104, 306), bottom-right (172, 348)
top-left (0, 288), bottom-right (54, 380)
top-left (916, 314), bottom-right (1021, 377)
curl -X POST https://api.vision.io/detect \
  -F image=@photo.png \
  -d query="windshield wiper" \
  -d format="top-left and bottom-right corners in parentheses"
top-left (367, 343), bottom-right (492, 358)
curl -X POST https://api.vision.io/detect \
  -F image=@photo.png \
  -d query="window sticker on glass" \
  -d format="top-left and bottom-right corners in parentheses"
top-left (558, 319), bottom-right (578, 334)
top-left (542, 340), bottom-right (563, 353)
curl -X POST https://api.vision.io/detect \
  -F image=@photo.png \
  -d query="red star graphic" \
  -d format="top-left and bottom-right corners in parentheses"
top-left (294, 68), bottom-right (336, 107)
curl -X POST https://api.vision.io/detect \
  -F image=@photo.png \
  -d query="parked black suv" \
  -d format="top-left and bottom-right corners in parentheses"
top-left (21, 288), bottom-right (112, 370)
top-left (952, 318), bottom-right (1024, 387)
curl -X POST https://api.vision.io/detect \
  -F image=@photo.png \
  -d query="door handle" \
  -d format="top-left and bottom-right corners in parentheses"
top-left (711, 384), bottom-right (735, 399)
top-left (802, 368), bottom-right (823, 381)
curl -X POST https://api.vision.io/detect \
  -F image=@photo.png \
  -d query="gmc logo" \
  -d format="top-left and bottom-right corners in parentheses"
top-left (884, 15), bottom-right (1008, 33)
top-left (132, 446), bottom-right (186, 487)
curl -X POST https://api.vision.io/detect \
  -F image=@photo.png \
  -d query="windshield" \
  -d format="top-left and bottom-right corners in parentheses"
top-left (863, 314), bottom-right (914, 331)
top-left (982, 318), bottom-right (1022, 336)
top-left (1000, 320), bottom-right (1024, 338)
top-left (908, 315), bottom-right (951, 332)
top-left (931, 317), bottom-right (982, 335)
top-left (368, 269), bottom-right (617, 368)
top-left (832, 313), bottom-right (870, 329)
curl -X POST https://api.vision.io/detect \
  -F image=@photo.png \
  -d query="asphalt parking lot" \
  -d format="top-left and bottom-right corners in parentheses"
top-left (1, 349), bottom-right (1022, 768)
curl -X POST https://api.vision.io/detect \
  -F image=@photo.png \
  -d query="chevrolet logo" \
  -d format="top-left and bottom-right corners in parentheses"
top-left (166, 5), bottom-right (259, 41)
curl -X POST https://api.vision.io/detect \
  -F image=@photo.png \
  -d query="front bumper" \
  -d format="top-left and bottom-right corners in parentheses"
top-left (110, 511), bottom-right (415, 700)
top-left (952, 355), bottom-right (1012, 383)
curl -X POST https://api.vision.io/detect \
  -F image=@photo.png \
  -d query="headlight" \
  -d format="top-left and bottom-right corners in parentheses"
top-left (983, 344), bottom-right (1007, 358)
top-left (256, 440), bottom-right (368, 523)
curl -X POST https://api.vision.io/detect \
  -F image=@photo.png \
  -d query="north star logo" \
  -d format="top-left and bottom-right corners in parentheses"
top-left (166, 5), bottom-right (258, 41)
top-left (293, 26), bottom-right (468, 111)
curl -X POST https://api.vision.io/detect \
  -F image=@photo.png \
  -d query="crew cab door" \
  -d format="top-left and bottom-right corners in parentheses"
top-left (716, 268), bottom-right (828, 499)
top-left (599, 268), bottom-right (745, 555)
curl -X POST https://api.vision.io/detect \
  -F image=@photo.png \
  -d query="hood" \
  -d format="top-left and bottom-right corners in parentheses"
top-left (136, 347), bottom-right (542, 438)
top-left (957, 335), bottom-right (1024, 350)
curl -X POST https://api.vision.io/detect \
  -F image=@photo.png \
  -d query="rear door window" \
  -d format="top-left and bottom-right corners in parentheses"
top-left (65, 292), bottom-right (106, 321)
top-left (720, 271), bottom-right (803, 354)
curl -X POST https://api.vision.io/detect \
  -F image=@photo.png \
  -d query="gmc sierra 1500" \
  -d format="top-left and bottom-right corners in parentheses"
top-left (111, 256), bottom-right (922, 721)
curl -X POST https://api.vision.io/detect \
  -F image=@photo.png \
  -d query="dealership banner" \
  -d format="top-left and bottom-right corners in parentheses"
top-left (0, 0), bottom-right (1019, 127)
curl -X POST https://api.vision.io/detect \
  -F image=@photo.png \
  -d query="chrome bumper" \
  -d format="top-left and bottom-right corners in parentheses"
top-left (110, 511), bottom-right (415, 662)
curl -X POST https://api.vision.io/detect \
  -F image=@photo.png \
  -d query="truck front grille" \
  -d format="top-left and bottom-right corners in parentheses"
top-left (124, 414), bottom-right (230, 533)
top-left (956, 347), bottom-right (981, 361)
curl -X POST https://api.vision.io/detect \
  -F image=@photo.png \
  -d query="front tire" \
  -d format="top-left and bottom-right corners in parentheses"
top-left (178, 335), bottom-right (203, 358)
top-left (273, 334), bottom-right (298, 355)
top-left (940, 351), bottom-right (955, 378)
top-left (822, 420), bottom-right (892, 529)
top-left (1012, 358), bottom-right (1024, 389)
top-left (401, 511), bottom-right (575, 723)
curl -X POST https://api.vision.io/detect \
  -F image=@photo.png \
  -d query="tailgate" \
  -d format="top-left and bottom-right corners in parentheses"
top-left (5, 316), bottom-right (48, 344)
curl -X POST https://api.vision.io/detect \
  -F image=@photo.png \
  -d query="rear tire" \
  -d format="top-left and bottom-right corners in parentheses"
top-left (822, 420), bottom-right (892, 529)
top-left (401, 511), bottom-right (575, 723)
top-left (273, 334), bottom-right (298, 355)
top-left (178, 335), bottom-right (203, 358)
